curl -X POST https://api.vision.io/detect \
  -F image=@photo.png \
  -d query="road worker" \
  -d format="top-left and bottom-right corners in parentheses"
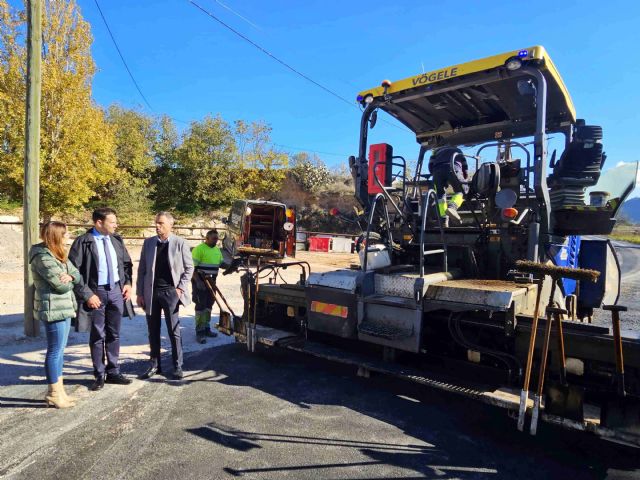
top-left (191, 229), bottom-right (223, 343)
top-left (428, 146), bottom-right (469, 225)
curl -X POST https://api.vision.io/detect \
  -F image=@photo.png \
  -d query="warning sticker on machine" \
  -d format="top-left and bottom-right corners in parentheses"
top-left (311, 301), bottom-right (349, 318)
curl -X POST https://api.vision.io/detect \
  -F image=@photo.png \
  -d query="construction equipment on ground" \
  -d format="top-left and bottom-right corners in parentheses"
top-left (218, 46), bottom-right (640, 447)
top-left (222, 200), bottom-right (296, 258)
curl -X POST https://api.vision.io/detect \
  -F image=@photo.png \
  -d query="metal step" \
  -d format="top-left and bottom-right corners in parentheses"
top-left (358, 320), bottom-right (413, 340)
top-left (424, 249), bottom-right (445, 256)
top-left (374, 269), bottom-right (460, 298)
top-left (364, 294), bottom-right (417, 308)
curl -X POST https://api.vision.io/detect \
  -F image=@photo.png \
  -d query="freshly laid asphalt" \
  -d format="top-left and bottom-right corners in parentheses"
top-left (1, 342), bottom-right (639, 480)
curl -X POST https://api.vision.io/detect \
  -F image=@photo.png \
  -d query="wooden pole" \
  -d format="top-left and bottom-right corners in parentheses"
top-left (24, 0), bottom-right (42, 337)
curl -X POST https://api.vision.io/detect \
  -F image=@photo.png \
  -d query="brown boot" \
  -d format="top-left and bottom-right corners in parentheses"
top-left (45, 380), bottom-right (74, 409)
top-left (59, 377), bottom-right (77, 405)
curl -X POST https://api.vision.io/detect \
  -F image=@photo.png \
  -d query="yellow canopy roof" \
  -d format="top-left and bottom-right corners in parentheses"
top-left (357, 46), bottom-right (576, 146)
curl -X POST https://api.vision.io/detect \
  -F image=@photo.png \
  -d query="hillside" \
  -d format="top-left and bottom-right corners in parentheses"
top-left (620, 197), bottom-right (640, 224)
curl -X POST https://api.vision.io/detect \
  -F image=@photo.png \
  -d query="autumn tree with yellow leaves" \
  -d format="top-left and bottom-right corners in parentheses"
top-left (0, 0), bottom-right (334, 223)
top-left (0, 0), bottom-right (118, 216)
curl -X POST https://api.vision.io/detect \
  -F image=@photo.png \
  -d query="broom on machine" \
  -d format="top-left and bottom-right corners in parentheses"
top-left (514, 260), bottom-right (600, 434)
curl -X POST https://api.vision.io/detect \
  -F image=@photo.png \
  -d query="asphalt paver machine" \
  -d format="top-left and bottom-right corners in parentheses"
top-left (218, 46), bottom-right (640, 446)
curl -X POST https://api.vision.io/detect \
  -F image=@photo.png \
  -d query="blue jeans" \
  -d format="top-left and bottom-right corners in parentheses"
top-left (44, 318), bottom-right (71, 384)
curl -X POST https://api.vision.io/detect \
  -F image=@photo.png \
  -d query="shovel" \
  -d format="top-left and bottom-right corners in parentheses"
top-left (200, 272), bottom-right (243, 336)
top-left (600, 305), bottom-right (640, 433)
top-left (515, 261), bottom-right (600, 434)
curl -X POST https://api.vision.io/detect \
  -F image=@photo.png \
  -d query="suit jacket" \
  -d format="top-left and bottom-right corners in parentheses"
top-left (68, 229), bottom-right (135, 332)
top-left (137, 234), bottom-right (194, 316)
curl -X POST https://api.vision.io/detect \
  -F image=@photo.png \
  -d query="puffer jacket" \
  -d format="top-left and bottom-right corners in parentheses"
top-left (29, 243), bottom-right (82, 323)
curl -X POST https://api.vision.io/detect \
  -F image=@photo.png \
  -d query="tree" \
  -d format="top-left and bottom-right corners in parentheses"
top-left (98, 105), bottom-right (158, 224)
top-left (0, 0), bottom-right (118, 216)
top-left (0, 3), bottom-right (26, 202)
top-left (289, 152), bottom-right (330, 192)
top-left (155, 115), bottom-right (239, 212)
top-left (106, 105), bottom-right (157, 183)
top-left (153, 114), bottom-right (179, 168)
top-left (234, 120), bottom-right (287, 199)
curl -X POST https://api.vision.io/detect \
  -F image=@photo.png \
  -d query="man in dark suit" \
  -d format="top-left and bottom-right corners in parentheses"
top-left (137, 212), bottom-right (194, 380)
top-left (69, 207), bottom-right (134, 391)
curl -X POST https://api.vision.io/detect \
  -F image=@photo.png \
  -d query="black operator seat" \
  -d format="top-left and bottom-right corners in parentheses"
top-left (549, 123), bottom-right (606, 188)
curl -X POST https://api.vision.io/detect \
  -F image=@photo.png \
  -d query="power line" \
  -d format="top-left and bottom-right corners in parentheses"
top-left (188, 0), bottom-right (355, 109)
top-left (273, 143), bottom-right (348, 158)
top-left (96, 0), bottom-right (407, 141)
top-left (94, 0), bottom-right (153, 111)
top-left (212, 0), bottom-right (262, 31)
top-left (189, 1), bottom-right (410, 134)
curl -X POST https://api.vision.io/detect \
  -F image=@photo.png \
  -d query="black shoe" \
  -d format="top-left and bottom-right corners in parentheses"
top-left (139, 364), bottom-right (160, 380)
top-left (172, 368), bottom-right (184, 380)
top-left (205, 327), bottom-right (218, 338)
top-left (90, 375), bottom-right (105, 391)
top-left (105, 373), bottom-right (133, 385)
top-left (196, 332), bottom-right (207, 344)
top-left (446, 204), bottom-right (462, 226)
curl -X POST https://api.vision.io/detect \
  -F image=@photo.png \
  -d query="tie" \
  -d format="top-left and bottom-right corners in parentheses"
top-left (103, 237), bottom-right (115, 288)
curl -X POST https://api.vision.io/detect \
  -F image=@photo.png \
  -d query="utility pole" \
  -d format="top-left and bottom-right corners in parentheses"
top-left (24, 0), bottom-right (42, 337)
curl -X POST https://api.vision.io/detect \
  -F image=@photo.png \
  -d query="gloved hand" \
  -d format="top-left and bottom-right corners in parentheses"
top-left (223, 257), bottom-right (242, 275)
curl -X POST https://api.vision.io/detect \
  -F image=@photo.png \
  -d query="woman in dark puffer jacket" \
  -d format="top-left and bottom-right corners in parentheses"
top-left (29, 221), bottom-right (82, 408)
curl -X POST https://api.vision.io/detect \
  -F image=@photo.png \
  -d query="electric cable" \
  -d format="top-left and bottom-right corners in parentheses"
top-left (188, 1), bottom-right (409, 133)
top-left (447, 313), bottom-right (522, 379)
top-left (97, 0), bottom-right (411, 151)
top-left (94, 0), bottom-right (153, 111)
top-left (273, 143), bottom-right (348, 158)
top-left (189, 0), bottom-right (354, 109)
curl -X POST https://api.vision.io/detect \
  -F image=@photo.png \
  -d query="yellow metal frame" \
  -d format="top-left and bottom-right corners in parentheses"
top-left (357, 46), bottom-right (576, 121)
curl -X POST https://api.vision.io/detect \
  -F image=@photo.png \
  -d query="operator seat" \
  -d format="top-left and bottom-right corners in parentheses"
top-left (548, 123), bottom-right (606, 188)
top-left (547, 122), bottom-right (606, 209)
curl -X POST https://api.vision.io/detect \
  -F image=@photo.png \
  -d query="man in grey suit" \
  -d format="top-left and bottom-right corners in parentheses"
top-left (137, 212), bottom-right (194, 380)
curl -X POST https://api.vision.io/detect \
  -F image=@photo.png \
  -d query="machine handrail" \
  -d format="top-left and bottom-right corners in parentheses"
top-left (372, 158), bottom-right (406, 218)
top-left (475, 141), bottom-right (532, 209)
top-left (362, 193), bottom-right (393, 272)
top-left (419, 190), bottom-right (448, 276)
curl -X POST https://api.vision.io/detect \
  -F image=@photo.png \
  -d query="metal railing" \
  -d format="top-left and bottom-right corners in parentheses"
top-left (419, 190), bottom-right (448, 276)
top-left (0, 220), bottom-right (361, 243)
top-left (0, 220), bottom-right (223, 241)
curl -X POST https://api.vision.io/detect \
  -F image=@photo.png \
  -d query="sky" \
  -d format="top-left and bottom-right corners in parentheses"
top-left (34, 1), bottom-right (640, 182)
